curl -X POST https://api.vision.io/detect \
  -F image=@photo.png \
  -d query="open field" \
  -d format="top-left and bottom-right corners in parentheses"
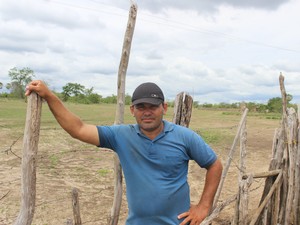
top-left (0, 99), bottom-right (281, 224)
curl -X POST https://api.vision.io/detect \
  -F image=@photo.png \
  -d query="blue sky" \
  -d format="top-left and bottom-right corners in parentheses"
top-left (0, 0), bottom-right (299, 103)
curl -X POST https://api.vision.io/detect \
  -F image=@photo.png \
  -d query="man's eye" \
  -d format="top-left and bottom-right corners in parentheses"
top-left (150, 105), bottom-right (159, 110)
top-left (135, 104), bottom-right (145, 109)
top-left (134, 104), bottom-right (159, 110)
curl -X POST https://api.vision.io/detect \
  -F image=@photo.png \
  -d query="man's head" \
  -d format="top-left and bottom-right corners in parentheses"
top-left (131, 82), bottom-right (164, 106)
top-left (130, 82), bottom-right (167, 137)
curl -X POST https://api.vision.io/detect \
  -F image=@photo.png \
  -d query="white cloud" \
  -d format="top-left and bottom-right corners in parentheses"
top-left (0, 0), bottom-right (299, 103)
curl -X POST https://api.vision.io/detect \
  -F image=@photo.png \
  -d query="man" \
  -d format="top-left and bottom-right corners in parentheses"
top-left (25, 80), bottom-right (222, 225)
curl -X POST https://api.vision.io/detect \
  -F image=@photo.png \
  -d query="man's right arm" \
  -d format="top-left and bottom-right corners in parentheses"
top-left (26, 80), bottom-right (100, 146)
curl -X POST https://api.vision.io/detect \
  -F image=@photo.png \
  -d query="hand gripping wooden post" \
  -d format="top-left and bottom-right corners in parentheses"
top-left (14, 93), bottom-right (42, 225)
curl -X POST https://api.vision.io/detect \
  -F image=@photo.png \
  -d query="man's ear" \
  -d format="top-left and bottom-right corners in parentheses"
top-left (162, 103), bottom-right (168, 115)
top-left (130, 105), bottom-right (135, 116)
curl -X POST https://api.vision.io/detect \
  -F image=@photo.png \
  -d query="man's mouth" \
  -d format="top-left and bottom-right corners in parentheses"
top-left (142, 117), bottom-right (154, 122)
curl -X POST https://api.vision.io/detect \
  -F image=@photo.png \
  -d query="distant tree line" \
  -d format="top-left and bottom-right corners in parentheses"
top-left (0, 67), bottom-right (132, 105)
top-left (194, 97), bottom-right (295, 113)
top-left (0, 67), bottom-right (296, 113)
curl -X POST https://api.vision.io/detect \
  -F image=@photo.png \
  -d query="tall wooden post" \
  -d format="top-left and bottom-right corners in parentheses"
top-left (232, 108), bottom-right (249, 224)
top-left (108, 3), bottom-right (137, 225)
top-left (14, 93), bottom-right (42, 225)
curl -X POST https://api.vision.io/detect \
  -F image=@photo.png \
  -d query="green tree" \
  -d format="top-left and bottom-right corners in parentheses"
top-left (84, 87), bottom-right (94, 96)
top-left (267, 94), bottom-right (293, 113)
top-left (125, 93), bottom-right (132, 105)
top-left (267, 97), bottom-right (282, 113)
top-left (257, 103), bottom-right (268, 113)
top-left (246, 102), bottom-right (258, 112)
top-left (8, 67), bottom-right (34, 99)
top-left (62, 83), bottom-right (85, 101)
top-left (0, 82), bottom-right (3, 89)
top-left (101, 94), bottom-right (117, 104)
top-left (85, 87), bottom-right (102, 104)
top-left (87, 93), bottom-right (102, 104)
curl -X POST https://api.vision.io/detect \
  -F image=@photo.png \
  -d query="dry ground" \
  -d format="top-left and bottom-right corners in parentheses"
top-left (0, 102), bottom-right (280, 225)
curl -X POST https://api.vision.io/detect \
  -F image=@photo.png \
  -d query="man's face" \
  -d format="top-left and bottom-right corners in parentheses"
top-left (130, 102), bottom-right (168, 134)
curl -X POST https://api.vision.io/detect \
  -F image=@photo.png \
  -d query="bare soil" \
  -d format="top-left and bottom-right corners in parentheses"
top-left (0, 109), bottom-right (280, 225)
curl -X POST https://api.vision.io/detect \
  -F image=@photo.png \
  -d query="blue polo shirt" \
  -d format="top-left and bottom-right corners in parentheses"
top-left (97, 120), bottom-right (217, 225)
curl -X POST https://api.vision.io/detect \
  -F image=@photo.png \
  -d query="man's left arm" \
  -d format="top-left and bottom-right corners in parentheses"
top-left (178, 159), bottom-right (223, 225)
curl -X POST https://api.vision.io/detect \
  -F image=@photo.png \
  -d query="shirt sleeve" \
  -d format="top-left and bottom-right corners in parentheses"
top-left (97, 125), bottom-right (116, 150)
top-left (186, 131), bottom-right (217, 169)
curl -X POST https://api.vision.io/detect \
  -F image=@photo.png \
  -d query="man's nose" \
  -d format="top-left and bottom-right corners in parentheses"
top-left (143, 109), bottom-right (151, 115)
top-left (143, 107), bottom-right (153, 114)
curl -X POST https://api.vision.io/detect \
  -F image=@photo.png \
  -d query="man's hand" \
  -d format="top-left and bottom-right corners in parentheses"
top-left (25, 80), bottom-right (52, 100)
top-left (178, 204), bottom-right (210, 225)
top-left (178, 159), bottom-right (222, 225)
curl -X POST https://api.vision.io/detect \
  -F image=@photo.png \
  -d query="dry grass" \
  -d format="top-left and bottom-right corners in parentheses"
top-left (0, 99), bottom-right (281, 224)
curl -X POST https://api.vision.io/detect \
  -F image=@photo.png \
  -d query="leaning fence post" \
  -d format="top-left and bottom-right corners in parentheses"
top-left (14, 93), bottom-right (42, 225)
top-left (213, 108), bottom-right (248, 207)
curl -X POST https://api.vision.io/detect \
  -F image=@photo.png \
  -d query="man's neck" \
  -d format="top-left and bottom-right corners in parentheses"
top-left (141, 122), bottom-right (164, 140)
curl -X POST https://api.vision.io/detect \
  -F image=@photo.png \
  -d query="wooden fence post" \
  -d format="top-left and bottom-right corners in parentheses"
top-left (14, 93), bottom-right (42, 225)
top-left (294, 125), bottom-right (300, 224)
top-left (284, 107), bottom-right (297, 225)
top-left (294, 104), bottom-right (300, 225)
top-left (256, 74), bottom-right (299, 224)
top-left (232, 108), bottom-right (249, 224)
top-left (172, 92), bottom-right (193, 127)
top-left (108, 3), bottom-right (137, 225)
top-left (249, 171), bottom-right (283, 225)
top-left (72, 188), bottom-right (82, 225)
top-left (213, 108), bottom-right (248, 207)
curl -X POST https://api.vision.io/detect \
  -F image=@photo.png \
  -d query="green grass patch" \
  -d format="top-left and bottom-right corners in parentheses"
top-left (49, 154), bottom-right (59, 168)
top-left (97, 169), bottom-right (110, 176)
top-left (195, 128), bottom-right (229, 145)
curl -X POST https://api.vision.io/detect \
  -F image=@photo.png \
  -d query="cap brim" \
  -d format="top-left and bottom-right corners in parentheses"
top-left (132, 98), bottom-right (163, 106)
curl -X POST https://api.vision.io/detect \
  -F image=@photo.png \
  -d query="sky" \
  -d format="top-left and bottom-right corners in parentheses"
top-left (0, 0), bottom-right (299, 104)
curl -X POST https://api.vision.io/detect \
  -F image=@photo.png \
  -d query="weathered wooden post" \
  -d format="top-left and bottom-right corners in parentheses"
top-left (280, 74), bottom-right (298, 225)
top-left (108, 3), bottom-right (137, 225)
top-left (14, 93), bottom-right (42, 225)
top-left (256, 73), bottom-right (299, 224)
top-left (172, 92), bottom-right (193, 127)
top-left (249, 171), bottom-right (283, 225)
top-left (72, 188), bottom-right (82, 225)
top-left (213, 108), bottom-right (248, 207)
top-left (232, 108), bottom-right (249, 225)
top-left (294, 104), bottom-right (300, 225)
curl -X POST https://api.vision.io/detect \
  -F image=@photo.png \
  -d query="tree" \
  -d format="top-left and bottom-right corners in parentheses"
top-left (101, 94), bottom-right (117, 104)
top-left (8, 67), bottom-right (35, 99)
top-left (87, 93), bottom-right (102, 104)
top-left (62, 83), bottom-right (85, 101)
top-left (125, 93), bottom-right (131, 105)
top-left (267, 94), bottom-right (293, 113)
top-left (0, 82), bottom-right (3, 89)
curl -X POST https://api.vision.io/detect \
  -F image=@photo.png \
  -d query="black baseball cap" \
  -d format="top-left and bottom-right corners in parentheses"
top-left (131, 82), bottom-right (164, 105)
